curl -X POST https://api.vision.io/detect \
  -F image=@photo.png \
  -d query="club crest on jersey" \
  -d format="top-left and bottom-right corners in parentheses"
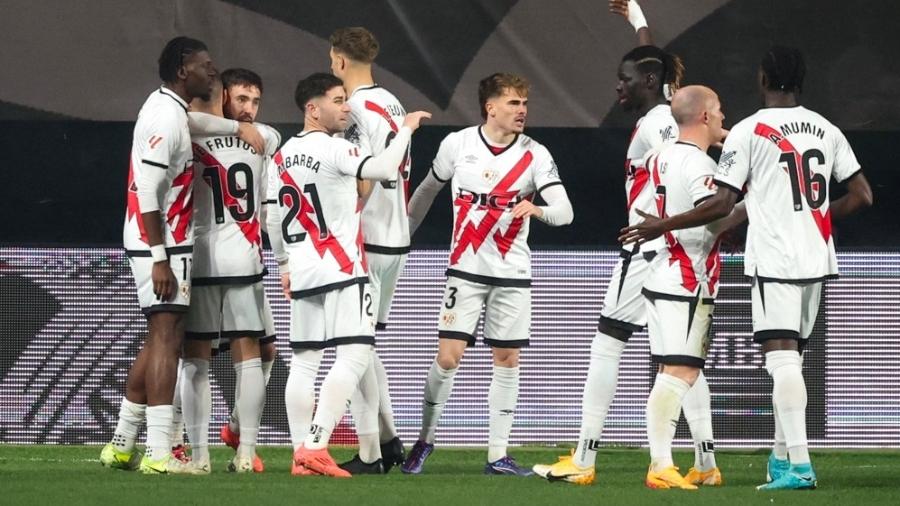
top-left (179, 281), bottom-right (191, 303)
top-left (718, 150), bottom-right (737, 176)
top-left (548, 160), bottom-right (560, 180)
top-left (148, 135), bottom-right (163, 149)
top-left (660, 126), bottom-right (675, 142)
top-left (441, 311), bottom-right (456, 326)
top-left (482, 169), bottom-right (498, 184)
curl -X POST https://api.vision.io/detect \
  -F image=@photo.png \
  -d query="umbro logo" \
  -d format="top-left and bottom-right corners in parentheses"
top-left (465, 154), bottom-right (479, 164)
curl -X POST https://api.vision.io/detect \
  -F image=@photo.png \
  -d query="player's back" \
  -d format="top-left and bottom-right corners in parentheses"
top-left (716, 106), bottom-right (861, 281)
top-left (625, 104), bottom-right (678, 251)
top-left (347, 85), bottom-right (411, 250)
top-left (274, 131), bottom-right (368, 292)
top-left (191, 123), bottom-right (281, 280)
top-left (643, 142), bottom-right (720, 298)
top-left (124, 87), bottom-right (193, 252)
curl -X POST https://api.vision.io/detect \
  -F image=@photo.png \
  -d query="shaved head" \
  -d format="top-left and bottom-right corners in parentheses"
top-left (671, 85), bottom-right (718, 126)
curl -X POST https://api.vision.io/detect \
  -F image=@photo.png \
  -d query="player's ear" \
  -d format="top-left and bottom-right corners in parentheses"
top-left (644, 72), bottom-right (657, 91)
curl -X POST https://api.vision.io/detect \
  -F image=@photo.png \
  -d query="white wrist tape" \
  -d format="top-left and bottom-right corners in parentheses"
top-left (628, 0), bottom-right (648, 31)
top-left (150, 244), bottom-right (168, 263)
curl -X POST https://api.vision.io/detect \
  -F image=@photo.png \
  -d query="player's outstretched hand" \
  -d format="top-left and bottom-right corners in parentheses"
top-left (403, 111), bottom-right (432, 132)
top-left (280, 272), bottom-right (291, 301)
top-left (511, 200), bottom-right (544, 220)
top-left (237, 122), bottom-right (266, 154)
top-left (609, 0), bottom-right (630, 17)
top-left (151, 261), bottom-right (177, 302)
top-left (619, 209), bottom-right (664, 245)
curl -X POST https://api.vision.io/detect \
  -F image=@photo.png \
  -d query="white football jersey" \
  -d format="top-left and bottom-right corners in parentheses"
top-left (715, 106), bottom-right (861, 281)
top-left (271, 130), bottom-right (371, 295)
top-left (642, 142), bottom-right (721, 298)
top-left (432, 126), bottom-right (562, 285)
top-left (191, 123), bottom-right (281, 282)
top-left (346, 85), bottom-right (411, 253)
top-left (624, 104), bottom-right (678, 252)
top-left (123, 87), bottom-right (194, 252)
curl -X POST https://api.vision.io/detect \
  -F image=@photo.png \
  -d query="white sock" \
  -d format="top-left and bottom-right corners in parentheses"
top-left (235, 357), bottom-right (265, 460)
top-left (488, 365), bottom-right (519, 463)
top-left (145, 405), bottom-right (174, 461)
top-left (181, 358), bottom-right (211, 463)
top-left (766, 350), bottom-right (810, 465)
top-left (171, 358), bottom-right (185, 447)
top-left (682, 371), bottom-right (716, 471)
top-left (573, 333), bottom-right (626, 468)
top-left (374, 354), bottom-right (399, 443)
top-left (647, 373), bottom-right (691, 472)
top-left (419, 361), bottom-right (458, 444)
top-left (772, 403), bottom-right (788, 459)
top-left (229, 358), bottom-right (243, 434)
top-left (112, 397), bottom-right (146, 452)
top-left (285, 350), bottom-right (322, 450)
top-left (262, 359), bottom-right (274, 385)
top-left (305, 344), bottom-right (372, 450)
top-left (349, 353), bottom-right (381, 463)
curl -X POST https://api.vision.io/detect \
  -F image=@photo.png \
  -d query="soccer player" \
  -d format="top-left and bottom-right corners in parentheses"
top-left (267, 73), bottom-right (429, 477)
top-left (400, 73), bottom-right (574, 476)
top-left (534, 2), bottom-right (721, 486)
top-left (620, 46), bottom-right (873, 490)
top-left (180, 69), bottom-right (281, 473)
top-left (99, 36), bottom-right (223, 474)
top-left (328, 26), bottom-right (409, 474)
top-left (638, 86), bottom-right (741, 489)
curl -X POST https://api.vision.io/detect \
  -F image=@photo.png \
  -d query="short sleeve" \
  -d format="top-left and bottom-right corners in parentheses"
top-left (257, 123), bottom-right (282, 157)
top-left (715, 122), bottom-right (751, 194)
top-left (831, 127), bottom-right (862, 182)
top-left (345, 109), bottom-right (373, 156)
top-left (138, 107), bottom-right (181, 169)
top-left (431, 132), bottom-right (459, 183)
top-left (686, 153), bottom-right (718, 205)
top-left (532, 145), bottom-right (563, 193)
top-left (332, 137), bottom-right (372, 178)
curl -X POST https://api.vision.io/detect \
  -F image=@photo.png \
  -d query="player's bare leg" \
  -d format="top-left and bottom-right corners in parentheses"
top-left (401, 338), bottom-right (465, 474)
top-left (181, 339), bottom-right (213, 472)
top-left (645, 364), bottom-right (698, 490)
top-left (228, 336), bottom-right (265, 472)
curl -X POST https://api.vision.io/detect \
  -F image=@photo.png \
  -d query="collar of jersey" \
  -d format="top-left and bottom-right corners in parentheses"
top-left (349, 83), bottom-right (381, 98)
top-left (675, 140), bottom-right (702, 151)
top-left (296, 129), bottom-right (330, 138)
top-left (478, 126), bottom-right (518, 156)
top-left (158, 86), bottom-right (188, 112)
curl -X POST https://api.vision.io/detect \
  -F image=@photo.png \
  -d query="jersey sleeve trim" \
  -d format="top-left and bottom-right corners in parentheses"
top-left (430, 166), bottom-right (450, 183)
top-left (839, 167), bottom-right (864, 184)
top-left (141, 159), bottom-right (169, 170)
top-left (536, 181), bottom-right (563, 196)
top-left (356, 155), bottom-right (374, 180)
top-left (694, 194), bottom-right (714, 207)
top-left (713, 179), bottom-right (742, 195)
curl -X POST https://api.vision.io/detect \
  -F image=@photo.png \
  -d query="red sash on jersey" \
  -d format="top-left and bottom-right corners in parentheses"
top-left (365, 100), bottom-right (411, 206)
top-left (449, 150), bottom-right (533, 264)
top-left (650, 155), bottom-right (699, 292)
top-left (125, 159), bottom-right (149, 244)
top-left (753, 123), bottom-right (832, 243)
top-left (166, 166), bottom-right (194, 244)
top-left (277, 155), bottom-right (354, 274)
top-left (192, 144), bottom-right (262, 255)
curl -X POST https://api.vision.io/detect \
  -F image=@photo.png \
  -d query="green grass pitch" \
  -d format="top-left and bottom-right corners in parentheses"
top-left (2, 445), bottom-right (898, 505)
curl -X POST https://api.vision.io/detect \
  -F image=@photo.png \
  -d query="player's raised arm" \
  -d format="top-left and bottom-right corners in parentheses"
top-left (356, 111), bottom-right (431, 181)
top-left (610, 0), bottom-right (652, 46)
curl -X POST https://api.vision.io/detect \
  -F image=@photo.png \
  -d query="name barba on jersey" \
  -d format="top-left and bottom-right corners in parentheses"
top-left (279, 153), bottom-right (321, 172)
